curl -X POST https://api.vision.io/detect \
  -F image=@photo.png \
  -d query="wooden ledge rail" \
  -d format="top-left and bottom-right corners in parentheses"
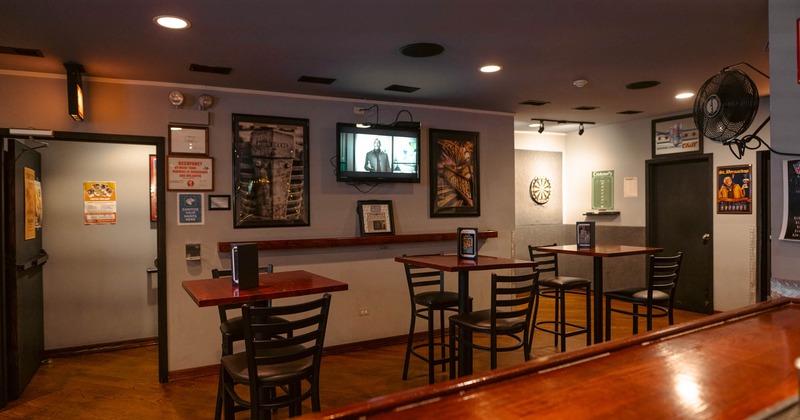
top-left (217, 230), bottom-right (498, 252)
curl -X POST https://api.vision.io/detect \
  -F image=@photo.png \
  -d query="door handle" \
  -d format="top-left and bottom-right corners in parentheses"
top-left (702, 233), bottom-right (710, 243)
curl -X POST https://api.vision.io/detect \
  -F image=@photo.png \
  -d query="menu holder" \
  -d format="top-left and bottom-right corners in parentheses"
top-left (231, 242), bottom-right (259, 289)
top-left (576, 221), bottom-right (596, 248)
top-left (457, 227), bottom-right (478, 259)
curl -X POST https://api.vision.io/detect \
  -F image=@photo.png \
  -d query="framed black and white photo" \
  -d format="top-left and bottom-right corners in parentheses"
top-left (208, 195), bottom-right (231, 211)
top-left (169, 125), bottom-right (209, 155)
top-left (356, 200), bottom-right (394, 236)
top-left (232, 114), bottom-right (310, 228)
top-left (429, 128), bottom-right (480, 217)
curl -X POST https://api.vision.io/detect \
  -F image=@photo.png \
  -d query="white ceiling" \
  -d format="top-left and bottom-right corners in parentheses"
top-left (0, 0), bottom-right (770, 134)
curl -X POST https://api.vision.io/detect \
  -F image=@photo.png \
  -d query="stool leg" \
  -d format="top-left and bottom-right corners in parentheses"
top-left (402, 308), bottom-right (416, 380)
top-left (439, 308), bottom-right (447, 372)
top-left (605, 296), bottom-right (612, 341)
top-left (427, 308), bottom-right (435, 384)
top-left (585, 285), bottom-right (592, 346)
top-left (552, 290), bottom-right (559, 347)
top-left (528, 289), bottom-right (541, 351)
top-left (633, 304), bottom-right (639, 334)
top-left (559, 289), bottom-right (567, 352)
top-left (449, 321), bottom-right (457, 380)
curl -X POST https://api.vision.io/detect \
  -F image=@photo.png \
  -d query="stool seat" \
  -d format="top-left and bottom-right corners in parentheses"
top-left (414, 291), bottom-right (460, 308)
top-left (538, 276), bottom-right (590, 288)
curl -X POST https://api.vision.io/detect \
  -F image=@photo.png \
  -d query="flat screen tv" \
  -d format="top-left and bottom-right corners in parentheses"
top-left (336, 122), bottom-right (421, 183)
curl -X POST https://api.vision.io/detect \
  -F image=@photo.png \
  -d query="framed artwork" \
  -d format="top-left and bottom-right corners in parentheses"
top-left (208, 195), bottom-right (231, 211)
top-left (167, 156), bottom-right (214, 191)
top-left (717, 164), bottom-right (752, 214)
top-left (429, 128), bottom-right (480, 217)
top-left (591, 170), bottom-right (614, 210)
top-left (169, 125), bottom-right (209, 155)
top-left (651, 114), bottom-right (703, 158)
top-left (576, 221), bottom-right (596, 248)
top-left (232, 114), bottom-right (310, 228)
top-left (149, 155), bottom-right (157, 221)
top-left (356, 200), bottom-right (395, 236)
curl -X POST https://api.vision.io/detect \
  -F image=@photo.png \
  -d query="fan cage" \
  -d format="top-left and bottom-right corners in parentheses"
top-left (693, 69), bottom-right (758, 143)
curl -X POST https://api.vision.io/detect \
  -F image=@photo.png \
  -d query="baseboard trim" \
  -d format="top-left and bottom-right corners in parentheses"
top-left (44, 336), bottom-right (158, 359)
top-left (167, 331), bottom-right (437, 382)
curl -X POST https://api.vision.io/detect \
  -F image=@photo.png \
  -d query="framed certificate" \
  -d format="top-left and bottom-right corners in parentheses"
top-left (356, 200), bottom-right (394, 236)
top-left (167, 156), bottom-right (214, 191)
top-left (169, 125), bottom-right (209, 155)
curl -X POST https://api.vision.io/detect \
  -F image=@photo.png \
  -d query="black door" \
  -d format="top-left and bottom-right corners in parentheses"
top-left (2, 139), bottom-right (47, 401)
top-left (647, 154), bottom-right (714, 314)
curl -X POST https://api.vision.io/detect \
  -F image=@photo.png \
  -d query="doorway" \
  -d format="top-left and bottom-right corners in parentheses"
top-left (1, 129), bottom-right (167, 404)
top-left (646, 154), bottom-right (714, 314)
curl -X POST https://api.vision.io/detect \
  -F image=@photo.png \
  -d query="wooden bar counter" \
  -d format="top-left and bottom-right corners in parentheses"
top-left (304, 298), bottom-right (800, 419)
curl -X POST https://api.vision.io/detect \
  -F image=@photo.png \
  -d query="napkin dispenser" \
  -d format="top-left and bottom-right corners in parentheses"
top-left (231, 242), bottom-right (259, 289)
top-left (457, 227), bottom-right (478, 259)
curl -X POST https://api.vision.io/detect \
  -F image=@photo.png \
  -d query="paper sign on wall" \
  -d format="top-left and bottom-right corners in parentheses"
top-left (84, 181), bottom-right (117, 224)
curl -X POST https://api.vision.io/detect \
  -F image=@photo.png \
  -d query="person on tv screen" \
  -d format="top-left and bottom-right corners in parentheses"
top-left (364, 138), bottom-right (390, 172)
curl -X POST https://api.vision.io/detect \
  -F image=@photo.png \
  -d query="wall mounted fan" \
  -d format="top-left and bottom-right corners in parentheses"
top-left (693, 69), bottom-right (759, 143)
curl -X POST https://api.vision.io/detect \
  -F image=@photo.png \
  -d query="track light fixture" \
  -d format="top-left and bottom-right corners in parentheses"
top-left (531, 118), bottom-right (595, 135)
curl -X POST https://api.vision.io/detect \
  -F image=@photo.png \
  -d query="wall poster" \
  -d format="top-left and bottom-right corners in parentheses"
top-left (178, 192), bottom-right (204, 225)
top-left (717, 164), bottom-right (752, 214)
top-left (84, 181), bottom-right (117, 224)
top-left (780, 159), bottom-right (800, 241)
top-left (591, 170), bottom-right (614, 210)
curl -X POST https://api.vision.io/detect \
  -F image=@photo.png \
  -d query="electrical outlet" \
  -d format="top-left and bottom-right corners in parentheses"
top-left (359, 308), bottom-right (369, 316)
top-left (353, 106), bottom-right (365, 115)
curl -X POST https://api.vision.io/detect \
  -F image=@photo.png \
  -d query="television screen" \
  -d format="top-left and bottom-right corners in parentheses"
top-left (336, 122), bottom-right (420, 183)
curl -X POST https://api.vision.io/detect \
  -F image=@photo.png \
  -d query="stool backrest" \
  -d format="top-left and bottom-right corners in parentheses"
top-left (528, 244), bottom-right (559, 277)
top-left (490, 270), bottom-right (539, 328)
top-left (647, 252), bottom-right (683, 301)
top-left (402, 253), bottom-right (446, 297)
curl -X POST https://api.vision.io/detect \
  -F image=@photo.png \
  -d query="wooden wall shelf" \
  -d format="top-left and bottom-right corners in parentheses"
top-left (217, 230), bottom-right (499, 252)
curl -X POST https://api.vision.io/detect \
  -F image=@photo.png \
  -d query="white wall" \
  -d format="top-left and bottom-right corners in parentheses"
top-left (0, 72), bottom-right (516, 372)
top-left (516, 96), bottom-right (771, 311)
top-left (40, 141), bottom-right (158, 348)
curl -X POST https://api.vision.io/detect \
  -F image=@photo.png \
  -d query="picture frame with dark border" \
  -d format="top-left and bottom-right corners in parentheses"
top-left (232, 114), bottom-right (310, 228)
top-left (651, 113), bottom-right (703, 158)
top-left (356, 200), bottom-right (395, 236)
top-left (429, 128), bottom-right (480, 217)
top-left (716, 164), bottom-right (752, 214)
top-left (208, 194), bottom-right (231, 211)
top-left (149, 154), bottom-right (157, 221)
top-left (169, 124), bottom-right (209, 155)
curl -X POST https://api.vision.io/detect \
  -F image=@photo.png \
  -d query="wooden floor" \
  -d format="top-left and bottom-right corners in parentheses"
top-left (2, 296), bottom-right (706, 419)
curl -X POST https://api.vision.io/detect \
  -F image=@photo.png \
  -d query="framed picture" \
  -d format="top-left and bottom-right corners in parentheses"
top-left (232, 114), bottom-right (310, 228)
top-left (429, 128), bottom-right (480, 217)
top-left (717, 164), bottom-right (752, 214)
top-left (167, 156), bottom-right (214, 191)
top-left (208, 194), bottom-right (231, 211)
top-left (651, 114), bottom-right (703, 158)
top-left (149, 154), bottom-right (157, 222)
top-left (169, 125), bottom-right (209, 155)
top-left (356, 200), bottom-right (395, 236)
top-left (576, 221), bottom-right (596, 248)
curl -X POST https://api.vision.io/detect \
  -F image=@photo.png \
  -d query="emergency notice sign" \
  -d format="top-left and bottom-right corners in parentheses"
top-left (167, 156), bottom-right (214, 191)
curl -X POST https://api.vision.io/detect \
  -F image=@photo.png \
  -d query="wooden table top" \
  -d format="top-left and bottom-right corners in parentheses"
top-left (536, 243), bottom-right (664, 258)
top-left (303, 298), bottom-right (800, 419)
top-left (182, 270), bottom-right (348, 307)
top-left (394, 254), bottom-right (536, 273)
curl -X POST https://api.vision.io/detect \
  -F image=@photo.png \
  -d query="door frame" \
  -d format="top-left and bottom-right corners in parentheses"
top-left (0, 129), bottom-right (168, 383)
top-left (757, 150), bottom-right (771, 301)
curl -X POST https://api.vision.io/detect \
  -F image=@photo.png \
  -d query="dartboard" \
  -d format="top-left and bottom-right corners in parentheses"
top-left (530, 177), bottom-right (551, 205)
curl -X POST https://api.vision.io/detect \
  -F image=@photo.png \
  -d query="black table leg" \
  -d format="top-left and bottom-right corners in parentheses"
top-left (457, 271), bottom-right (471, 376)
top-left (593, 257), bottom-right (603, 344)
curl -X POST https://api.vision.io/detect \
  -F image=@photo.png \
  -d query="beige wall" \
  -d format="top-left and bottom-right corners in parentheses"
top-left (0, 72), bottom-right (516, 372)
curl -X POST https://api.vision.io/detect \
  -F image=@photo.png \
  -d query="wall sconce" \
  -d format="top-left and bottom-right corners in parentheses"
top-left (198, 94), bottom-right (214, 110)
top-left (64, 62), bottom-right (85, 121)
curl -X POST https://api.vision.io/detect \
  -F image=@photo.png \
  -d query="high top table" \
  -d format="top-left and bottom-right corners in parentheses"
top-left (535, 244), bottom-right (663, 344)
top-left (395, 254), bottom-right (537, 377)
top-left (182, 269), bottom-right (348, 307)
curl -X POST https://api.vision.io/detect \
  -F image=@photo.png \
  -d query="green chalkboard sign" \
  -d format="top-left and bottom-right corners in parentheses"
top-left (591, 170), bottom-right (614, 210)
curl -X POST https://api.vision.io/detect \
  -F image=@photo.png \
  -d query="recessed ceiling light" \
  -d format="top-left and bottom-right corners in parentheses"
top-left (675, 92), bottom-right (695, 99)
top-left (480, 65), bottom-right (502, 73)
top-left (154, 15), bottom-right (191, 29)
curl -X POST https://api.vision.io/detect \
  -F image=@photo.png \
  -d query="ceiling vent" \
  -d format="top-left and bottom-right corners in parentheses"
top-left (0, 46), bottom-right (44, 57)
top-left (573, 106), bottom-right (598, 111)
top-left (625, 80), bottom-right (660, 90)
top-left (189, 63), bottom-right (232, 75)
top-left (385, 84), bottom-right (419, 93)
top-left (617, 110), bottom-right (643, 115)
top-left (297, 75), bottom-right (336, 84)
top-left (520, 100), bottom-right (550, 107)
